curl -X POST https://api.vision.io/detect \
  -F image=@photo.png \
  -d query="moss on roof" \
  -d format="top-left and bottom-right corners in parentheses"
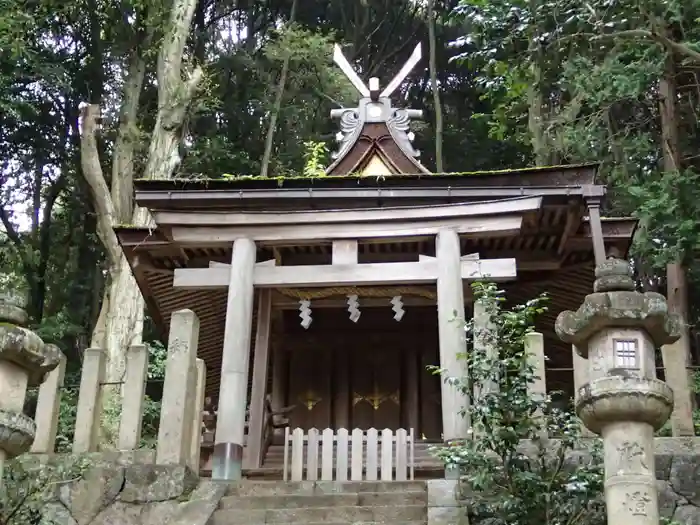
top-left (133, 162), bottom-right (598, 184)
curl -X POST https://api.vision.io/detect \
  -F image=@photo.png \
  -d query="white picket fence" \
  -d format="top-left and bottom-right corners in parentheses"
top-left (282, 427), bottom-right (415, 481)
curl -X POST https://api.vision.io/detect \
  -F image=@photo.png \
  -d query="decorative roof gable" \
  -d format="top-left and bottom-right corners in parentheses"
top-left (326, 44), bottom-right (430, 176)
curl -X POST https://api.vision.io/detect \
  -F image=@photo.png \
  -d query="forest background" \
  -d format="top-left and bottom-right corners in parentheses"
top-left (1, 0), bottom-right (699, 447)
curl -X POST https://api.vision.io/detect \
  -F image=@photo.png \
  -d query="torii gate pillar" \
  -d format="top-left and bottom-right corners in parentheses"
top-left (212, 237), bottom-right (256, 481)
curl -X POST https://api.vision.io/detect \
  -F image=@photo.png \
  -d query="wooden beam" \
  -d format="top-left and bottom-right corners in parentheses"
top-left (585, 199), bottom-right (606, 265)
top-left (173, 258), bottom-right (517, 289)
top-left (275, 250), bottom-right (561, 271)
top-left (557, 201), bottom-right (581, 255)
top-left (169, 215), bottom-right (526, 245)
top-left (153, 196), bottom-right (543, 227)
top-left (332, 240), bottom-right (358, 264)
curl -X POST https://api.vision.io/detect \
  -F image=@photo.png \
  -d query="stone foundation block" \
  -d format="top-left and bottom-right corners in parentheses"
top-left (91, 501), bottom-right (143, 525)
top-left (428, 479), bottom-right (470, 524)
top-left (658, 480), bottom-right (688, 519)
top-left (428, 479), bottom-right (462, 507)
top-left (57, 466), bottom-right (125, 525)
top-left (120, 464), bottom-right (199, 503)
top-left (674, 505), bottom-right (700, 525)
top-left (165, 482), bottom-right (228, 525)
top-left (671, 455), bottom-right (700, 506)
top-left (428, 506), bottom-right (470, 525)
top-left (43, 502), bottom-right (78, 525)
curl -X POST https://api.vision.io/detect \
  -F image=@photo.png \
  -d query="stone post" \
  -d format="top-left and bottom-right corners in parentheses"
top-left (73, 348), bottom-right (107, 453)
top-left (190, 358), bottom-right (206, 472)
top-left (524, 331), bottom-right (547, 438)
top-left (556, 258), bottom-right (680, 525)
top-left (118, 344), bottom-right (149, 450)
top-left (0, 296), bottom-right (62, 487)
top-left (31, 349), bottom-right (66, 453)
top-left (436, 229), bottom-right (470, 442)
top-left (525, 332), bottom-right (546, 400)
top-left (213, 237), bottom-right (256, 480)
top-left (156, 309), bottom-right (199, 466)
top-left (473, 297), bottom-right (499, 400)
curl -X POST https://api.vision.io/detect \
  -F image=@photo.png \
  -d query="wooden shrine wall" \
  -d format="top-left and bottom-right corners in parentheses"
top-left (281, 306), bottom-right (443, 439)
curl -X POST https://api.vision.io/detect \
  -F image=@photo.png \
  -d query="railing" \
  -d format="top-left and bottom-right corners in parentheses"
top-left (283, 427), bottom-right (415, 482)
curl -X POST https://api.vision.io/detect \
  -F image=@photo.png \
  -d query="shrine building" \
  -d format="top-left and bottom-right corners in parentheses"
top-left (114, 44), bottom-right (636, 480)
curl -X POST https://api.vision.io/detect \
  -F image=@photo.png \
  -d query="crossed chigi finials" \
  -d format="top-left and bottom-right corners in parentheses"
top-left (294, 43), bottom-right (420, 330)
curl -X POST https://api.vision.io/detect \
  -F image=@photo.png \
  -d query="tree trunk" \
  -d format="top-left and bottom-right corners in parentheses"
top-left (79, 0), bottom-right (203, 447)
top-left (427, 0), bottom-right (443, 173)
top-left (526, 0), bottom-right (550, 166)
top-left (658, 49), bottom-right (696, 435)
top-left (259, 0), bottom-right (298, 178)
top-left (527, 61), bottom-right (548, 166)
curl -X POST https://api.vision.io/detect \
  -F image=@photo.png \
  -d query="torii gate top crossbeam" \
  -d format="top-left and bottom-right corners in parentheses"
top-left (157, 196), bottom-right (543, 245)
top-left (168, 196), bottom-right (542, 289)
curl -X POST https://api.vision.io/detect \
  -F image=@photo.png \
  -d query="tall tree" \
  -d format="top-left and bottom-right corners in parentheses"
top-left (426, 0), bottom-right (444, 172)
top-left (259, 0), bottom-right (299, 178)
top-left (79, 0), bottom-right (203, 443)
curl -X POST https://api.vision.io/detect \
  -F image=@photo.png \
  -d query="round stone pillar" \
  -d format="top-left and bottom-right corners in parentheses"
top-left (555, 258), bottom-right (680, 525)
top-left (0, 295), bottom-right (62, 486)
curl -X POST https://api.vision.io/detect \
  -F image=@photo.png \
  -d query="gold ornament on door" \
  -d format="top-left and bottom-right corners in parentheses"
top-left (298, 390), bottom-right (322, 411)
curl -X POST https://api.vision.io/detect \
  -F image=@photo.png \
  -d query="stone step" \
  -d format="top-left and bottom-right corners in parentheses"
top-left (224, 480), bottom-right (427, 497)
top-left (210, 504), bottom-right (427, 524)
top-left (219, 490), bottom-right (428, 510)
top-left (214, 522), bottom-right (426, 525)
top-left (216, 523), bottom-right (428, 525)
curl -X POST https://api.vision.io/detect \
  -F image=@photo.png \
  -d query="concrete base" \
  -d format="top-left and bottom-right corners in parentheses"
top-left (428, 480), bottom-right (470, 524)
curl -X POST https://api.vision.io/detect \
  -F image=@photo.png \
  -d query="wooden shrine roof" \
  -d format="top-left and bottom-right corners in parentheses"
top-left (132, 163), bottom-right (601, 211)
top-left (115, 165), bottom-right (637, 399)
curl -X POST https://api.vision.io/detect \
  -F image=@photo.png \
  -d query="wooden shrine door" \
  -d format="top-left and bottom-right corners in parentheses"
top-left (287, 346), bottom-right (332, 430)
top-left (283, 306), bottom-right (442, 438)
top-left (349, 346), bottom-right (402, 430)
top-left (285, 344), bottom-right (404, 431)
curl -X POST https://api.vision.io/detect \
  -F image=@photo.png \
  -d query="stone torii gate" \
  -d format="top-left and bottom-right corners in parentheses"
top-left (165, 196), bottom-right (543, 480)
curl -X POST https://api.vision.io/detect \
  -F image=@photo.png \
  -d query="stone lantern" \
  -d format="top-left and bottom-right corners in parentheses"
top-left (555, 258), bottom-right (680, 525)
top-left (0, 295), bottom-right (62, 486)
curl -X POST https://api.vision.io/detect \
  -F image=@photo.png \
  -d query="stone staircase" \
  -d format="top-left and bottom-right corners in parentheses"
top-left (208, 481), bottom-right (428, 524)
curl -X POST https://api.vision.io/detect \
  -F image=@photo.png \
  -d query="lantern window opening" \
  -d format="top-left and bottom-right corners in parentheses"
top-left (614, 339), bottom-right (639, 369)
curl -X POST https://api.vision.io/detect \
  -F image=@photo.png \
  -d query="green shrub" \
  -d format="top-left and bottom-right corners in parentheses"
top-left (430, 282), bottom-right (605, 525)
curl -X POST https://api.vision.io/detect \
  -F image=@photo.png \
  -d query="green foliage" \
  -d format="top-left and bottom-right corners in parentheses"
top-left (55, 382), bottom-right (79, 453)
top-left (140, 340), bottom-right (167, 449)
top-left (450, 0), bottom-right (700, 273)
top-left (431, 282), bottom-right (605, 525)
top-left (1, 455), bottom-right (91, 524)
top-left (629, 169), bottom-right (700, 267)
top-left (182, 24), bottom-right (355, 179)
top-left (302, 141), bottom-right (329, 178)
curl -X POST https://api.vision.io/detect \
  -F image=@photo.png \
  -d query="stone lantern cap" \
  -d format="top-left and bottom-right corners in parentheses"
top-left (0, 409), bottom-right (36, 458)
top-left (0, 295), bottom-right (63, 386)
top-left (555, 258), bottom-right (681, 352)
